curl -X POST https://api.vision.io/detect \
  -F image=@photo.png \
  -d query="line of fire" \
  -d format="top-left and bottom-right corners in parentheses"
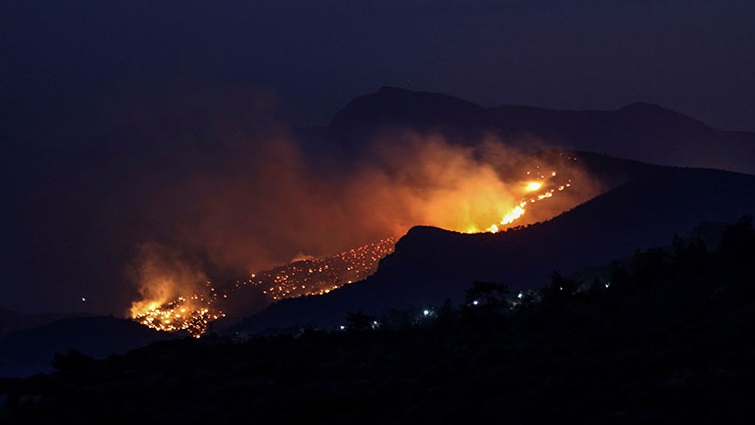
top-left (131, 154), bottom-right (580, 337)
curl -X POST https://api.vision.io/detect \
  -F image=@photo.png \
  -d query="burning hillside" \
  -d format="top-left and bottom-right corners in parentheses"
top-left (130, 148), bottom-right (590, 337)
top-left (131, 238), bottom-right (396, 336)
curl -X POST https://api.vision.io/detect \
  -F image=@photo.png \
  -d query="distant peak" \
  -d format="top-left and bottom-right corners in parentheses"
top-left (618, 102), bottom-right (711, 129)
top-left (377, 86), bottom-right (409, 94)
top-left (370, 86), bottom-right (481, 107)
top-left (620, 102), bottom-right (665, 111)
top-left (330, 87), bottom-right (489, 140)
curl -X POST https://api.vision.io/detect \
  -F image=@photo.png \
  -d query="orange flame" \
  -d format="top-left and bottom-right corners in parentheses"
top-left (127, 133), bottom-right (594, 335)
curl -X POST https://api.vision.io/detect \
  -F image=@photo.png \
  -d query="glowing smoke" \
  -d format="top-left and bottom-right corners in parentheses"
top-left (116, 85), bottom-right (602, 317)
top-left (127, 131), bottom-right (599, 316)
top-left (128, 242), bottom-right (209, 317)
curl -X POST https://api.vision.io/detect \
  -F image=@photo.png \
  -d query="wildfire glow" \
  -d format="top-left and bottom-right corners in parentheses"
top-left (525, 181), bottom-right (543, 191)
top-left (249, 237), bottom-right (396, 300)
top-left (131, 295), bottom-right (225, 338)
top-left (129, 238), bottom-right (396, 337)
top-left (128, 141), bottom-right (588, 337)
top-left (128, 243), bottom-right (226, 337)
top-left (471, 165), bottom-right (573, 235)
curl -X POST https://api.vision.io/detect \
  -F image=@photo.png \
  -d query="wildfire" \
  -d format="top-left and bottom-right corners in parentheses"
top-left (251, 237), bottom-right (397, 301)
top-left (131, 288), bottom-right (225, 338)
top-left (475, 168), bottom-right (572, 235)
top-left (130, 238), bottom-right (396, 336)
top-left (525, 181), bottom-right (543, 191)
top-left (129, 150), bottom-right (582, 337)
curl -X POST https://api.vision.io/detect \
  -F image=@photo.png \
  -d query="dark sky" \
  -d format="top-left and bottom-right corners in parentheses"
top-left (2, 0), bottom-right (754, 315)
top-left (3, 0), bottom-right (755, 130)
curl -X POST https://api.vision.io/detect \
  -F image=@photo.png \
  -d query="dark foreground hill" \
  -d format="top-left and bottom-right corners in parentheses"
top-left (232, 165), bottom-right (755, 334)
top-left (2, 218), bottom-right (754, 424)
top-left (0, 316), bottom-right (179, 377)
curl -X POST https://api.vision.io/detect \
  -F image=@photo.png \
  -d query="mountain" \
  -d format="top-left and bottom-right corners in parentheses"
top-left (319, 87), bottom-right (755, 174)
top-left (0, 316), bottom-right (178, 377)
top-left (231, 165), bottom-right (755, 334)
top-left (329, 86), bottom-right (491, 152)
top-left (7, 87), bottom-right (754, 364)
top-left (490, 102), bottom-right (755, 174)
top-left (0, 308), bottom-right (73, 338)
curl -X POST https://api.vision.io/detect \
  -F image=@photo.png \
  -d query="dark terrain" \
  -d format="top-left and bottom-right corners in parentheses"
top-left (3, 88), bottom-right (755, 423)
top-left (2, 217), bottom-right (754, 424)
top-left (233, 164), bottom-right (755, 333)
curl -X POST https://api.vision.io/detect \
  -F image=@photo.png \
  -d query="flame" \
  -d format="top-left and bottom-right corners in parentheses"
top-left (127, 138), bottom-right (590, 336)
top-left (251, 237), bottom-right (396, 301)
top-left (128, 243), bottom-right (225, 337)
top-left (129, 238), bottom-right (396, 336)
top-left (131, 294), bottom-right (224, 338)
top-left (130, 166), bottom-right (574, 337)
top-left (468, 166), bottom-right (573, 235)
top-left (525, 181), bottom-right (543, 191)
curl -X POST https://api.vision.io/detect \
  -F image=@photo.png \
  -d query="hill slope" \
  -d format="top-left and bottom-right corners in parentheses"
top-left (233, 166), bottom-right (755, 333)
top-left (3, 219), bottom-right (755, 423)
top-left (0, 316), bottom-right (178, 377)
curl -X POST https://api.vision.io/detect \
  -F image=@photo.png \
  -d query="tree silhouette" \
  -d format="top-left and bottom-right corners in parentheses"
top-left (465, 280), bottom-right (509, 308)
top-left (345, 311), bottom-right (377, 331)
top-left (52, 349), bottom-right (94, 372)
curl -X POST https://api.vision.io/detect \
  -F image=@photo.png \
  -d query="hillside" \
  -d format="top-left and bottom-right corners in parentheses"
top-left (232, 166), bottom-right (755, 334)
top-left (2, 218), bottom-right (754, 424)
top-left (0, 316), bottom-right (179, 377)
top-left (5, 86), bottom-right (755, 378)
top-left (0, 309), bottom-right (72, 339)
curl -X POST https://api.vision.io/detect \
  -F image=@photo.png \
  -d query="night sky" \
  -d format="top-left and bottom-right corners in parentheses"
top-left (2, 1), bottom-right (754, 315)
top-left (4, 1), bottom-right (755, 129)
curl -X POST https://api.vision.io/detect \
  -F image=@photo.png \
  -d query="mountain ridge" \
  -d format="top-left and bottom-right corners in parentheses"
top-left (324, 87), bottom-right (755, 174)
top-left (0, 316), bottom-right (179, 377)
top-left (231, 165), bottom-right (755, 334)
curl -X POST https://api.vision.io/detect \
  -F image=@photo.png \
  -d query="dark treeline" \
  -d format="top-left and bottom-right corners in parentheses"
top-left (2, 217), bottom-right (755, 424)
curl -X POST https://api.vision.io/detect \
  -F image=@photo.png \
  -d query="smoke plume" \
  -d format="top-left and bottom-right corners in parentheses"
top-left (106, 83), bottom-right (600, 314)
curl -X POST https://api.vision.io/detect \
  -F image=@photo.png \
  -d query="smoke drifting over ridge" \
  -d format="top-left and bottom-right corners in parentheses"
top-left (71, 83), bottom-right (599, 316)
top-left (125, 127), bottom-right (599, 315)
top-left (132, 133), bottom-right (515, 270)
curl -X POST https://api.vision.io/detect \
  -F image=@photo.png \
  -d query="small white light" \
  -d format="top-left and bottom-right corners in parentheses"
top-left (423, 309), bottom-right (429, 316)
top-left (81, 297), bottom-right (86, 302)
top-left (517, 292), bottom-right (523, 299)
top-left (340, 325), bottom-right (345, 330)
top-left (472, 300), bottom-right (479, 306)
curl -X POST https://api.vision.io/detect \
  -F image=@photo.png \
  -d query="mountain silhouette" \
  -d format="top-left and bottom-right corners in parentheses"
top-left (0, 316), bottom-right (178, 377)
top-left (0, 308), bottom-right (73, 339)
top-left (231, 164), bottom-right (755, 334)
top-left (321, 87), bottom-right (755, 174)
top-left (6, 87), bottom-right (755, 373)
top-left (329, 86), bottom-right (491, 152)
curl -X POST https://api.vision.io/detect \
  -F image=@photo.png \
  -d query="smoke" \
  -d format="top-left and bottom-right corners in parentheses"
top-left (348, 134), bottom-right (523, 235)
top-left (138, 134), bottom-right (523, 270)
top-left (128, 242), bottom-right (209, 316)
top-left (109, 83), bottom-right (601, 314)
